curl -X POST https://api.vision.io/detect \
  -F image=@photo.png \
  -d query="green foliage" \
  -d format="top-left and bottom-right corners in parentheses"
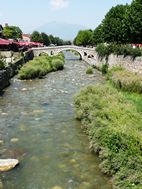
top-left (74, 30), bottom-right (94, 47)
top-left (3, 25), bottom-right (22, 39)
top-left (0, 59), bottom-right (5, 70)
top-left (124, 0), bottom-right (142, 43)
top-left (86, 67), bottom-right (93, 74)
top-left (108, 67), bottom-right (142, 94)
top-left (41, 32), bottom-right (50, 46)
top-left (18, 53), bottom-right (65, 80)
top-left (93, 24), bottom-right (104, 45)
top-left (102, 5), bottom-right (129, 43)
top-left (101, 63), bottom-right (108, 74)
top-left (96, 43), bottom-right (142, 59)
top-left (31, 31), bottom-right (42, 43)
top-left (74, 84), bottom-right (142, 189)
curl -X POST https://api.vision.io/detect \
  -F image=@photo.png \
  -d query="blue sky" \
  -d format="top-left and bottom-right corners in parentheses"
top-left (0, 0), bottom-right (132, 33)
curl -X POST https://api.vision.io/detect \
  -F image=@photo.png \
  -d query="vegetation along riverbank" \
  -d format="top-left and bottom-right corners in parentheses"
top-left (74, 65), bottom-right (142, 189)
top-left (74, 84), bottom-right (142, 189)
top-left (18, 52), bottom-right (65, 80)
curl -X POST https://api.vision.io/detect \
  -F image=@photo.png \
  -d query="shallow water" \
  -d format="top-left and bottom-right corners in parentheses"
top-left (0, 52), bottom-right (112, 189)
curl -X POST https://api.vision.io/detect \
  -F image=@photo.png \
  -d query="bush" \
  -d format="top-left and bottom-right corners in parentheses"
top-left (86, 67), bottom-right (93, 74)
top-left (74, 84), bottom-right (142, 189)
top-left (96, 43), bottom-right (142, 59)
top-left (0, 59), bottom-right (5, 70)
top-left (18, 53), bottom-right (65, 79)
top-left (101, 63), bottom-right (108, 74)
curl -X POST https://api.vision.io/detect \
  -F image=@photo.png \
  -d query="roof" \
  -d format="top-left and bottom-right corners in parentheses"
top-left (22, 34), bottom-right (30, 38)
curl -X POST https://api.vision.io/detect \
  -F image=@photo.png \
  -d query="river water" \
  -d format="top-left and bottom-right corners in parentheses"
top-left (0, 52), bottom-right (112, 189)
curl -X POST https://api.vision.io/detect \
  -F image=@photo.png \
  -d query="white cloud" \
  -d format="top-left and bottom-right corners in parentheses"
top-left (50, 0), bottom-right (69, 10)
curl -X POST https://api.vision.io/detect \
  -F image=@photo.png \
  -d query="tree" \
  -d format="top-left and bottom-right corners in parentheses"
top-left (124, 0), bottom-right (142, 43)
top-left (93, 24), bottom-right (104, 45)
top-left (74, 30), bottom-right (93, 47)
top-left (102, 4), bottom-right (129, 44)
top-left (3, 26), bottom-right (22, 40)
top-left (31, 31), bottom-right (42, 42)
top-left (49, 35), bottom-right (56, 44)
top-left (41, 32), bottom-right (50, 46)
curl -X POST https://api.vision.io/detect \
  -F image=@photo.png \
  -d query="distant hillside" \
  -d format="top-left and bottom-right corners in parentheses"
top-left (37, 21), bottom-right (88, 41)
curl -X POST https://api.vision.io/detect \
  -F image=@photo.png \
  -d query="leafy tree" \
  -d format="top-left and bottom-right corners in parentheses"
top-left (54, 37), bottom-right (64, 46)
top-left (49, 35), bottom-right (56, 44)
top-left (102, 4), bottom-right (129, 44)
top-left (3, 26), bottom-right (22, 40)
top-left (124, 0), bottom-right (142, 43)
top-left (41, 32), bottom-right (50, 46)
top-left (74, 30), bottom-right (93, 47)
top-left (31, 31), bottom-right (42, 42)
top-left (93, 24), bottom-right (104, 45)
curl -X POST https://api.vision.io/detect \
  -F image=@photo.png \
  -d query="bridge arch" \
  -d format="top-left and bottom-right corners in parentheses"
top-left (56, 48), bottom-right (83, 60)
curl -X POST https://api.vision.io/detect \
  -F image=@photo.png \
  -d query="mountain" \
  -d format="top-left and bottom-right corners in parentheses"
top-left (36, 21), bottom-right (88, 41)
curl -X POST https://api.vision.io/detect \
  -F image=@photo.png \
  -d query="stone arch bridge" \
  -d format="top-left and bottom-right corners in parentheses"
top-left (32, 45), bottom-right (97, 65)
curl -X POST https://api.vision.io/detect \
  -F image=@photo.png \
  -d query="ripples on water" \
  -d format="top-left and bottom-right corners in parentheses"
top-left (0, 52), bottom-right (112, 189)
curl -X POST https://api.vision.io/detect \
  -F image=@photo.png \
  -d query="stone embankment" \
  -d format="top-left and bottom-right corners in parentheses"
top-left (0, 50), bottom-right (34, 91)
top-left (95, 54), bottom-right (142, 75)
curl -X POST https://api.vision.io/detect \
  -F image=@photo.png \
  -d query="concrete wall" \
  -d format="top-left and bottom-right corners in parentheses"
top-left (0, 50), bottom-right (34, 91)
top-left (95, 54), bottom-right (142, 75)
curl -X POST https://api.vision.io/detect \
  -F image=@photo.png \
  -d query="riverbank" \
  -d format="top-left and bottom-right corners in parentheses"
top-left (74, 66), bottom-right (142, 189)
top-left (0, 50), bottom-right (34, 91)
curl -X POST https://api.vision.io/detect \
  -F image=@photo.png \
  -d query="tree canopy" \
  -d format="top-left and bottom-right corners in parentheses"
top-left (101, 4), bottom-right (129, 44)
top-left (74, 30), bottom-right (93, 47)
top-left (74, 0), bottom-right (142, 45)
top-left (3, 26), bottom-right (22, 40)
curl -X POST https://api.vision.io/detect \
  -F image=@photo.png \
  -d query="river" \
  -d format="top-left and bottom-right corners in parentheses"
top-left (0, 51), bottom-right (112, 189)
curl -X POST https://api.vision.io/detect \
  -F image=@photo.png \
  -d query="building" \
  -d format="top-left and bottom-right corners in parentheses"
top-left (22, 34), bottom-right (31, 42)
top-left (0, 25), bottom-right (3, 38)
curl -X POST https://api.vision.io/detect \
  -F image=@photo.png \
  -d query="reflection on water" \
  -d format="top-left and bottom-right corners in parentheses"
top-left (0, 52), bottom-right (112, 189)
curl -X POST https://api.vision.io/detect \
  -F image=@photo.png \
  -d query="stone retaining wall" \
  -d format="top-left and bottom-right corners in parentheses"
top-left (95, 54), bottom-right (142, 75)
top-left (0, 50), bottom-right (34, 91)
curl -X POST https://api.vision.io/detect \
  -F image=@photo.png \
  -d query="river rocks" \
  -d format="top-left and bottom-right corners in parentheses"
top-left (10, 138), bottom-right (19, 143)
top-left (0, 159), bottom-right (19, 172)
top-left (0, 140), bottom-right (4, 145)
top-left (51, 186), bottom-right (63, 189)
top-left (21, 88), bottom-right (27, 91)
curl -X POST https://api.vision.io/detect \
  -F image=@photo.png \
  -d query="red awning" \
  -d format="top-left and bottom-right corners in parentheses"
top-left (0, 39), bottom-right (13, 45)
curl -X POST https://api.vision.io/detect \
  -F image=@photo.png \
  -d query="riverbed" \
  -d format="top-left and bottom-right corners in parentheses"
top-left (0, 52), bottom-right (112, 189)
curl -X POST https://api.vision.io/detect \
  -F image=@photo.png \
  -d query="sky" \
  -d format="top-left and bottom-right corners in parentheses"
top-left (0, 0), bottom-right (132, 33)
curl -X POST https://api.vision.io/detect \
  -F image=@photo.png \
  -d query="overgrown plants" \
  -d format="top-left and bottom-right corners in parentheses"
top-left (18, 53), bottom-right (65, 79)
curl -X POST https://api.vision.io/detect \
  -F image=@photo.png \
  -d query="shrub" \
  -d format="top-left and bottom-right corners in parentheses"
top-left (0, 59), bottom-right (5, 70)
top-left (96, 43), bottom-right (142, 59)
top-left (86, 67), bottom-right (93, 74)
top-left (74, 84), bottom-right (142, 189)
top-left (101, 63), bottom-right (108, 74)
top-left (18, 53), bottom-right (65, 79)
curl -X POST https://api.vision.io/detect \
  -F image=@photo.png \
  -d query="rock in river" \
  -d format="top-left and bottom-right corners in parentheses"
top-left (0, 159), bottom-right (19, 172)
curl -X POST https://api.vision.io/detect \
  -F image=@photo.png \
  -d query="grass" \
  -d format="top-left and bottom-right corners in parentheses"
top-left (74, 84), bottom-right (142, 189)
top-left (18, 53), bottom-right (65, 79)
top-left (86, 67), bottom-right (94, 74)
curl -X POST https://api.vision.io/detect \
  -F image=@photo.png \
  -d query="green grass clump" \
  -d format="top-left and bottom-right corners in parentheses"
top-left (108, 67), bottom-right (142, 94)
top-left (74, 84), bottom-right (142, 189)
top-left (18, 53), bottom-right (65, 79)
top-left (86, 67), bottom-right (94, 74)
